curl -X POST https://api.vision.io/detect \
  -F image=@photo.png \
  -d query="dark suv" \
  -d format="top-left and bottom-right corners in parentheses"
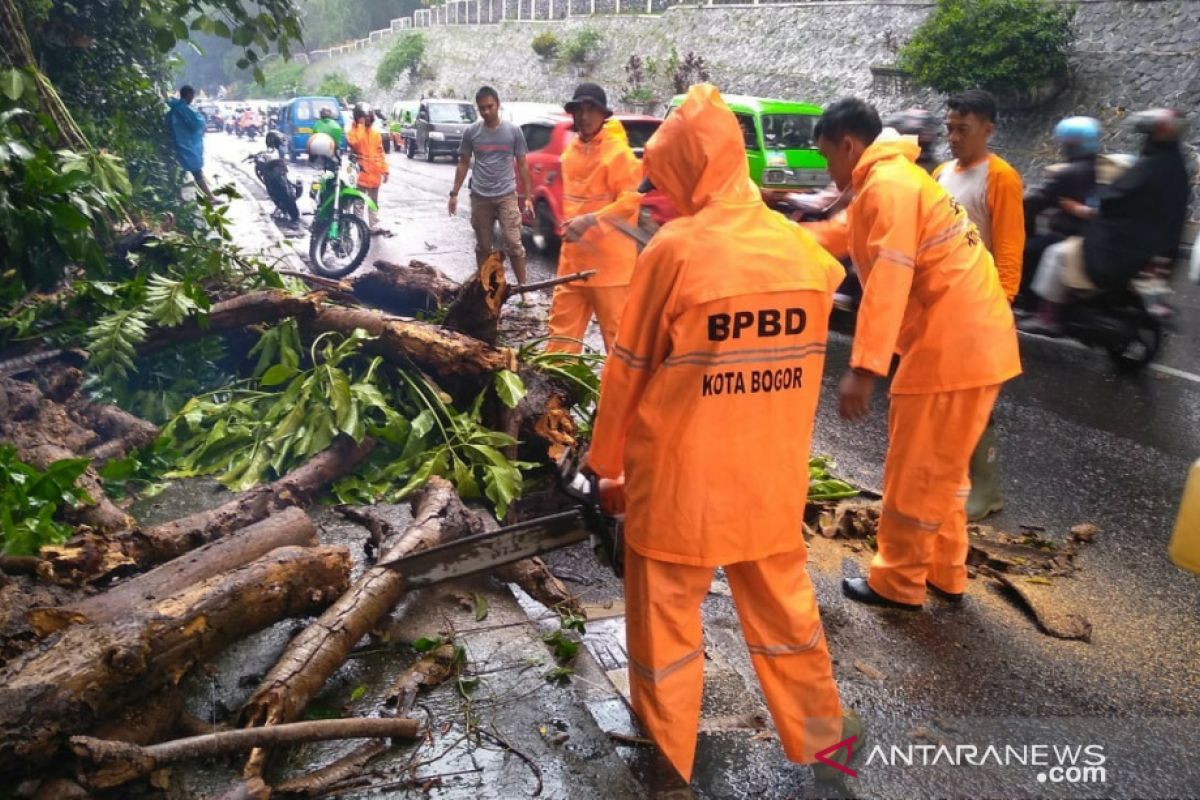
top-left (403, 99), bottom-right (477, 162)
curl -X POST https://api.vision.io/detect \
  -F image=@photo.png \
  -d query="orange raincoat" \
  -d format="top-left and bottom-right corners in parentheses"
top-left (545, 119), bottom-right (643, 352)
top-left (346, 122), bottom-right (389, 190)
top-left (589, 84), bottom-right (844, 781)
top-left (808, 134), bottom-right (1021, 605)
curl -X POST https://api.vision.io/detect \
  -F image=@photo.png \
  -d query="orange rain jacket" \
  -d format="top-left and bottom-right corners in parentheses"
top-left (588, 85), bottom-right (846, 567)
top-left (808, 135), bottom-right (1021, 395)
top-left (558, 118), bottom-right (643, 287)
top-left (346, 122), bottom-right (389, 190)
top-left (933, 154), bottom-right (1025, 301)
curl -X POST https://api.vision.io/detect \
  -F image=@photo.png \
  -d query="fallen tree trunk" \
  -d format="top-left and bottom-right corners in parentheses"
top-left (29, 507), bottom-right (318, 636)
top-left (41, 435), bottom-right (373, 585)
top-left (139, 290), bottom-right (321, 357)
top-left (90, 687), bottom-right (185, 747)
top-left (0, 545), bottom-right (351, 778)
top-left (70, 717), bottom-right (420, 790)
top-left (305, 305), bottom-right (517, 379)
top-left (236, 477), bottom-right (482, 780)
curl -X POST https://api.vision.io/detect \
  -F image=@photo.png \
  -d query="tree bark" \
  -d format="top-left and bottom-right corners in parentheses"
top-left (29, 507), bottom-right (318, 636)
top-left (442, 251), bottom-right (507, 344)
top-left (139, 290), bottom-right (321, 357)
top-left (40, 435), bottom-right (373, 585)
top-left (496, 557), bottom-right (583, 617)
top-left (236, 478), bottom-right (482, 779)
top-left (0, 545), bottom-right (351, 778)
top-left (351, 260), bottom-right (460, 315)
top-left (305, 305), bottom-right (517, 379)
top-left (70, 717), bottom-right (419, 790)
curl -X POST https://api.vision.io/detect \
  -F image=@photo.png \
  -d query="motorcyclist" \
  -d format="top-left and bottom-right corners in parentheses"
top-left (239, 106), bottom-right (258, 134)
top-left (313, 106), bottom-right (346, 150)
top-left (1021, 109), bottom-right (1190, 336)
top-left (1016, 117), bottom-right (1101, 310)
top-left (884, 107), bottom-right (940, 173)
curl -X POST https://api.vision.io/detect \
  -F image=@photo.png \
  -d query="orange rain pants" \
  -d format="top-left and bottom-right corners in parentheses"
top-left (869, 384), bottom-right (1001, 605)
top-left (544, 282), bottom-right (631, 354)
top-left (625, 546), bottom-right (842, 782)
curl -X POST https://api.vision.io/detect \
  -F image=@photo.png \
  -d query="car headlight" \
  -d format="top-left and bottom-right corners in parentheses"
top-left (428, 131), bottom-right (446, 141)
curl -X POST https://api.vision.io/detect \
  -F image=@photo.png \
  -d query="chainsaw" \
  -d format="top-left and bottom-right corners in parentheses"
top-left (378, 447), bottom-right (625, 587)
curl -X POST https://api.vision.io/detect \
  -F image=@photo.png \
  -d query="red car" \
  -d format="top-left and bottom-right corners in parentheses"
top-left (515, 113), bottom-right (678, 254)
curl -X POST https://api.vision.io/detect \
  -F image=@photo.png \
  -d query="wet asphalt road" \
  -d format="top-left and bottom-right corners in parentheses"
top-left (208, 132), bottom-right (1200, 799)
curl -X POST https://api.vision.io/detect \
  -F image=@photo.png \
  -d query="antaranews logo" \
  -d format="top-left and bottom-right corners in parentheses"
top-left (818, 740), bottom-right (1108, 786)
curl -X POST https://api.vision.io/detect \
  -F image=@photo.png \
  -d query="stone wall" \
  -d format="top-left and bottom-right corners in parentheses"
top-left (305, 0), bottom-right (1200, 213)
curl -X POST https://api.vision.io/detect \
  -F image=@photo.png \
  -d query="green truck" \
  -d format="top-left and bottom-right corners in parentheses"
top-left (667, 94), bottom-right (829, 190)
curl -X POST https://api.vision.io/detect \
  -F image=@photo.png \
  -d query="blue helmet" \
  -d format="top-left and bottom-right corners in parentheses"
top-left (1053, 116), bottom-right (1102, 157)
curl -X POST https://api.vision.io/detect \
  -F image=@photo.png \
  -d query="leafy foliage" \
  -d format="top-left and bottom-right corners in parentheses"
top-left (898, 0), bottom-right (1075, 94)
top-left (807, 456), bottom-right (859, 501)
top-left (376, 33), bottom-right (427, 89)
top-left (0, 78), bottom-right (131, 294)
top-left (246, 60), bottom-right (308, 98)
top-left (317, 71), bottom-right (364, 104)
top-left (0, 445), bottom-right (90, 556)
top-left (559, 28), bottom-right (603, 66)
top-left (162, 327), bottom-right (532, 517)
top-left (531, 32), bottom-right (559, 61)
top-left (519, 343), bottom-right (603, 436)
top-left (669, 49), bottom-right (710, 95)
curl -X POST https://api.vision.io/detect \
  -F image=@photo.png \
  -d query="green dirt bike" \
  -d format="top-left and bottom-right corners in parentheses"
top-left (307, 152), bottom-right (377, 278)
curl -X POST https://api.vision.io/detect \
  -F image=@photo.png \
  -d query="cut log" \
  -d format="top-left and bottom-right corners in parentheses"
top-left (29, 507), bottom-right (318, 636)
top-left (70, 717), bottom-right (419, 790)
top-left (90, 687), bottom-right (185, 746)
top-left (0, 545), bottom-right (351, 778)
top-left (41, 435), bottom-right (373, 585)
top-left (73, 402), bottom-right (159, 465)
top-left (496, 556), bottom-right (584, 618)
top-left (442, 251), bottom-right (507, 344)
top-left (237, 478), bottom-right (483, 779)
top-left (351, 259), bottom-right (460, 315)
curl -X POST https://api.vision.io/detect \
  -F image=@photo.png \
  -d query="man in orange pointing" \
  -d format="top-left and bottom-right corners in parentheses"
top-left (808, 98), bottom-right (1021, 610)
top-left (587, 84), bottom-right (857, 785)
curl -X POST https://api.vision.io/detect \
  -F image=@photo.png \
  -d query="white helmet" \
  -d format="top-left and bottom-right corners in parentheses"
top-left (307, 132), bottom-right (336, 159)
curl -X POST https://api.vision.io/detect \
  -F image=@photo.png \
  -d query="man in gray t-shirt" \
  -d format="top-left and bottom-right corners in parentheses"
top-left (449, 86), bottom-right (533, 285)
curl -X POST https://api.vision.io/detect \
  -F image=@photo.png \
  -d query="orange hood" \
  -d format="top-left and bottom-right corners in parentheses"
top-left (852, 132), bottom-right (921, 190)
top-left (643, 84), bottom-right (759, 215)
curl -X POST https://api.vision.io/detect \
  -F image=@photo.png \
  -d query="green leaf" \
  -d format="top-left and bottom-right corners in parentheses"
top-left (0, 69), bottom-right (24, 101)
top-left (349, 684), bottom-right (368, 702)
top-left (412, 635), bottom-right (444, 653)
top-left (493, 369), bottom-right (527, 409)
top-left (260, 363), bottom-right (297, 387)
top-left (544, 666), bottom-right (574, 683)
top-left (457, 676), bottom-right (480, 696)
top-left (473, 592), bottom-right (489, 622)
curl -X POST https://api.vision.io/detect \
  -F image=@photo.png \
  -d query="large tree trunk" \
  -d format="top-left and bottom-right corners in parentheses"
top-left (40, 435), bottom-right (373, 585)
top-left (442, 251), bottom-right (507, 344)
top-left (0, 545), bottom-right (351, 779)
top-left (29, 507), bottom-right (318, 636)
top-left (140, 291), bottom-right (321, 357)
top-left (236, 478), bottom-right (482, 779)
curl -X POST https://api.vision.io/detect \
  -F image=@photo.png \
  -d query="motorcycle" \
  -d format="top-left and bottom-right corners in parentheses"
top-left (1052, 284), bottom-right (1163, 372)
top-left (307, 153), bottom-right (376, 278)
top-left (244, 124), bottom-right (259, 140)
top-left (245, 146), bottom-right (300, 226)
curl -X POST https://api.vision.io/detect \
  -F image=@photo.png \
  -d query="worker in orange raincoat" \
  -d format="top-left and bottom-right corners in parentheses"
top-left (587, 84), bottom-right (857, 785)
top-left (346, 103), bottom-right (389, 234)
top-left (545, 83), bottom-right (642, 354)
top-left (807, 98), bottom-right (1021, 610)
